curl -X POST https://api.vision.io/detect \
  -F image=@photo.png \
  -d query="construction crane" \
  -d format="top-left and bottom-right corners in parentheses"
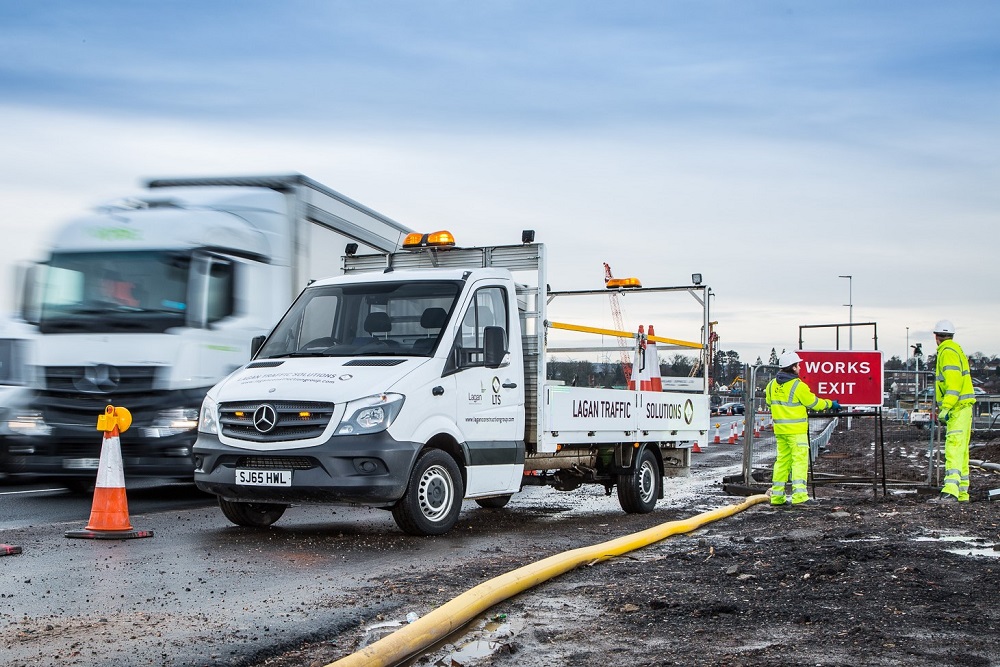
top-left (603, 262), bottom-right (632, 383)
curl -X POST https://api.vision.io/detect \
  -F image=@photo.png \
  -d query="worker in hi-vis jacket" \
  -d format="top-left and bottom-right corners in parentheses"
top-left (765, 351), bottom-right (840, 506)
top-left (928, 320), bottom-right (976, 504)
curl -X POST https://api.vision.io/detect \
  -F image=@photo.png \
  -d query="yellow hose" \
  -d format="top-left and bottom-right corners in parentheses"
top-left (329, 493), bottom-right (769, 667)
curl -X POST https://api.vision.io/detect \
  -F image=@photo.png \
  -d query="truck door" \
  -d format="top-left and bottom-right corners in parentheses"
top-left (449, 283), bottom-right (523, 495)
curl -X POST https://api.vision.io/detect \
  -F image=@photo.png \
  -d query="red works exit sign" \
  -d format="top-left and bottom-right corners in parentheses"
top-left (797, 350), bottom-right (884, 407)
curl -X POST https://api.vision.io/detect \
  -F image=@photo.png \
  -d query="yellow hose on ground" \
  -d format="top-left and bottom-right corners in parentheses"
top-left (329, 493), bottom-right (769, 667)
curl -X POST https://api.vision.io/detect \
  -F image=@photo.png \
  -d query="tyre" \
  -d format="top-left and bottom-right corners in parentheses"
top-left (475, 494), bottom-right (512, 509)
top-left (617, 446), bottom-right (660, 514)
top-left (218, 497), bottom-right (287, 527)
top-left (392, 449), bottom-right (464, 536)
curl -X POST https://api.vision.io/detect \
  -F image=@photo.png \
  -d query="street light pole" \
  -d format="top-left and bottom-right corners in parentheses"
top-left (839, 275), bottom-right (853, 349)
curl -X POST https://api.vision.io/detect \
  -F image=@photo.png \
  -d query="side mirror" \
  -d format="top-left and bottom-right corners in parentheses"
top-left (250, 335), bottom-right (266, 359)
top-left (483, 326), bottom-right (508, 368)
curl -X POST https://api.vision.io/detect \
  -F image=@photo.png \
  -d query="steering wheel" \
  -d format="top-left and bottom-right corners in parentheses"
top-left (300, 337), bottom-right (338, 351)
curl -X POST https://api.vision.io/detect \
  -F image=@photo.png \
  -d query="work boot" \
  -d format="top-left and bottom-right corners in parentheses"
top-left (927, 493), bottom-right (959, 505)
top-left (792, 498), bottom-right (819, 508)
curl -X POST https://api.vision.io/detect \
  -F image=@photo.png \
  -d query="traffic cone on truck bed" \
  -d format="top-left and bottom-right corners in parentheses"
top-left (65, 405), bottom-right (153, 540)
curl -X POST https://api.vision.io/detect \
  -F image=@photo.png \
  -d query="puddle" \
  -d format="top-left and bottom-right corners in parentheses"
top-left (358, 612), bottom-right (527, 665)
top-left (357, 619), bottom-right (406, 649)
top-left (399, 614), bottom-right (526, 666)
top-left (913, 534), bottom-right (1000, 559)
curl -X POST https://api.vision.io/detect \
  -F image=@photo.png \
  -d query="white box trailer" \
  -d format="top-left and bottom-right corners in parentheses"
top-left (193, 231), bottom-right (711, 534)
top-left (7, 174), bottom-right (413, 488)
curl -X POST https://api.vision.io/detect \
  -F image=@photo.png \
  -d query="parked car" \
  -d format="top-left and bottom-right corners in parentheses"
top-left (715, 402), bottom-right (745, 416)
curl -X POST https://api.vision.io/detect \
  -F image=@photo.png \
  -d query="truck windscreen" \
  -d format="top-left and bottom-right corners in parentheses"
top-left (259, 280), bottom-right (463, 358)
top-left (36, 251), bottom-right (192, 334)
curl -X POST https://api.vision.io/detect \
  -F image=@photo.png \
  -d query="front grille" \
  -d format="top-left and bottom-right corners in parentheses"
top-left (44, 365), bottom-right (157, 394)
top-left (220, 401), bottom-right (335, 442)
top-left (235, 456), bottom-right (317, 470)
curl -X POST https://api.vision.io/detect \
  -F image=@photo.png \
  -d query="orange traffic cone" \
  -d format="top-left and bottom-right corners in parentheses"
top-left (713, 424), bottom-right (722, 444)
top-left (0, 544), bottom-right (22, 556)
top-left (692, 440), bottom-right (702, 453)
top-left (627, 326), bottom-right (646, 391)
top-left (66, 405), bottom-right (153, 540)
top-left (727, 421), bottom-right (737, 444)
top-left (645, 325), bottom-right (663, 392)
top-left (753, 417), bottom-right (761, 437)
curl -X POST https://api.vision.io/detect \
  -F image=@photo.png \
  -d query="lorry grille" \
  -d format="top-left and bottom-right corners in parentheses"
top-left (219, 401), bottom-right (335, 442)
top-left (44, 365), bottom-right (157, 394)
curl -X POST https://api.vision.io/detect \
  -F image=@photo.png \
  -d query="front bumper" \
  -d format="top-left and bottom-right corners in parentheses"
top-left (192, 431), bottom-right (421, 506)
top-left (6, 427), bottom-right (197, 479)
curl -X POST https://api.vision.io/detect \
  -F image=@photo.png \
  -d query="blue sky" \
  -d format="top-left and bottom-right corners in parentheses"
top-left (1, 1), bottom-right (998, 364)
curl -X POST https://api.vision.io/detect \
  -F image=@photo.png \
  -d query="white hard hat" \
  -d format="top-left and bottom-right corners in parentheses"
top-left (778, 351), bottom-right (802, 368)
top-left (933, 320), bottom-right (955, 335)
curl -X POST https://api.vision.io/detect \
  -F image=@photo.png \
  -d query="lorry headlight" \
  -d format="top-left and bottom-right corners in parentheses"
top-left (142, 408), bottom-right (201, 438)
top-left (7, 410), bottom-right (52, 437)
top-left (198, 397), bottom-right (219, 435)
top-left (337, 393), bottom-right (404, 435)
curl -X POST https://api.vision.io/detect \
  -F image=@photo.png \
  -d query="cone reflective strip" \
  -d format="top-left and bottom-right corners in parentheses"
top-left (645, 325), bottom-right (663, 392)
top-left (627, 326), bottom-right (646, 391)
top-left (85, 427), bottom-right (133, 531)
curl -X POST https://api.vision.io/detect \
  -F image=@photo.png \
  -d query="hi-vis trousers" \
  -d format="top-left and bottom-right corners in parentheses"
top-left (770, 432), bottom-right (810, 505)
top-left (941, 404), bottom-right (972, 502)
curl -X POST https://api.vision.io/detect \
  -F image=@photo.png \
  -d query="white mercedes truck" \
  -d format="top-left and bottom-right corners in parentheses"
top-left (7, 174), bottom-right (412, 490)
top-left (193, 231), bottom-right (711, 535)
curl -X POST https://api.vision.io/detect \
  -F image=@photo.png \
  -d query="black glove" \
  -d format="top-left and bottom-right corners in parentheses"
top-left (831, 400), bottom-right (842, 412)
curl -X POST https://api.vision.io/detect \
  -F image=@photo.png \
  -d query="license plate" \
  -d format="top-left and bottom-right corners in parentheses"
top-left (64, 458), bottom-right (100, 470)
top-left (235, 469), bottom-right (292, 486)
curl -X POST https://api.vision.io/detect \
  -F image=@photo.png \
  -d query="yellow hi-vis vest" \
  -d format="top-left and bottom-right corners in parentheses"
top-left (935, 339), bottom-right (976, 413)
top-left (765, 376), bottom-right (833, 435)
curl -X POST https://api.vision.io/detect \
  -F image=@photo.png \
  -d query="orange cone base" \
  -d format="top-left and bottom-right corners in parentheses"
top-left (65, 528), bottom-right (153, 540)
top-left (1, 544), bottom-right (22, 556)
top-left (692, 441), bottom-right (703, 453)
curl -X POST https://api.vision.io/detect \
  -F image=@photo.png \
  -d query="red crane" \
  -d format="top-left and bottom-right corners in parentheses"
top-left (603, 262), bottom-right (632, 383)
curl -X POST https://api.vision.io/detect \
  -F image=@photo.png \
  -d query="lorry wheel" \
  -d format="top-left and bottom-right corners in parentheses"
top-left (392, 449), bottom-right (464, 536)
top-left (475, 494), bottom-right (512, 509)
top-left (617, 447), bottom-right (660, 514)
top-left (218, 497), bottom-right (286, 527)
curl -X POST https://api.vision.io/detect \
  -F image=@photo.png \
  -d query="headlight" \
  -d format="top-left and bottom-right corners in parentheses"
top-left (142, 408), bottom-right (201, 438)
top-left (7, 410), bottom-right (52, 436)
top-left (198, 396), bottom-right (219, 434)
top-left (336, 393), bottom-right (404, 436)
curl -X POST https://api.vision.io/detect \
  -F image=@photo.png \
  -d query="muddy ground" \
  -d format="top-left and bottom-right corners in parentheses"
top-left (260, 431), bottom-right (1000, 667)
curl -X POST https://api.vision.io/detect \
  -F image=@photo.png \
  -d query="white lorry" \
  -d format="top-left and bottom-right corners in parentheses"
top-left (6, 174), bottom-right (412, 490)
top-left (193, 231), bottom-right (711, 535)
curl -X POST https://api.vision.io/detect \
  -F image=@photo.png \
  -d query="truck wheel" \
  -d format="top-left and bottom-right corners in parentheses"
top-left (475, 494), bottom-right (512, 509)
top-left (218, 497), bottom-right (286, 527)
top-left (392, 449), bottom-right (464, 536)
top-left (617, 447), bottom-right (660, 514)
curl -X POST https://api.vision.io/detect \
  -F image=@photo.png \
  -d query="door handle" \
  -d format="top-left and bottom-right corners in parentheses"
top-left (502, 382), bottom-right (517, 389)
